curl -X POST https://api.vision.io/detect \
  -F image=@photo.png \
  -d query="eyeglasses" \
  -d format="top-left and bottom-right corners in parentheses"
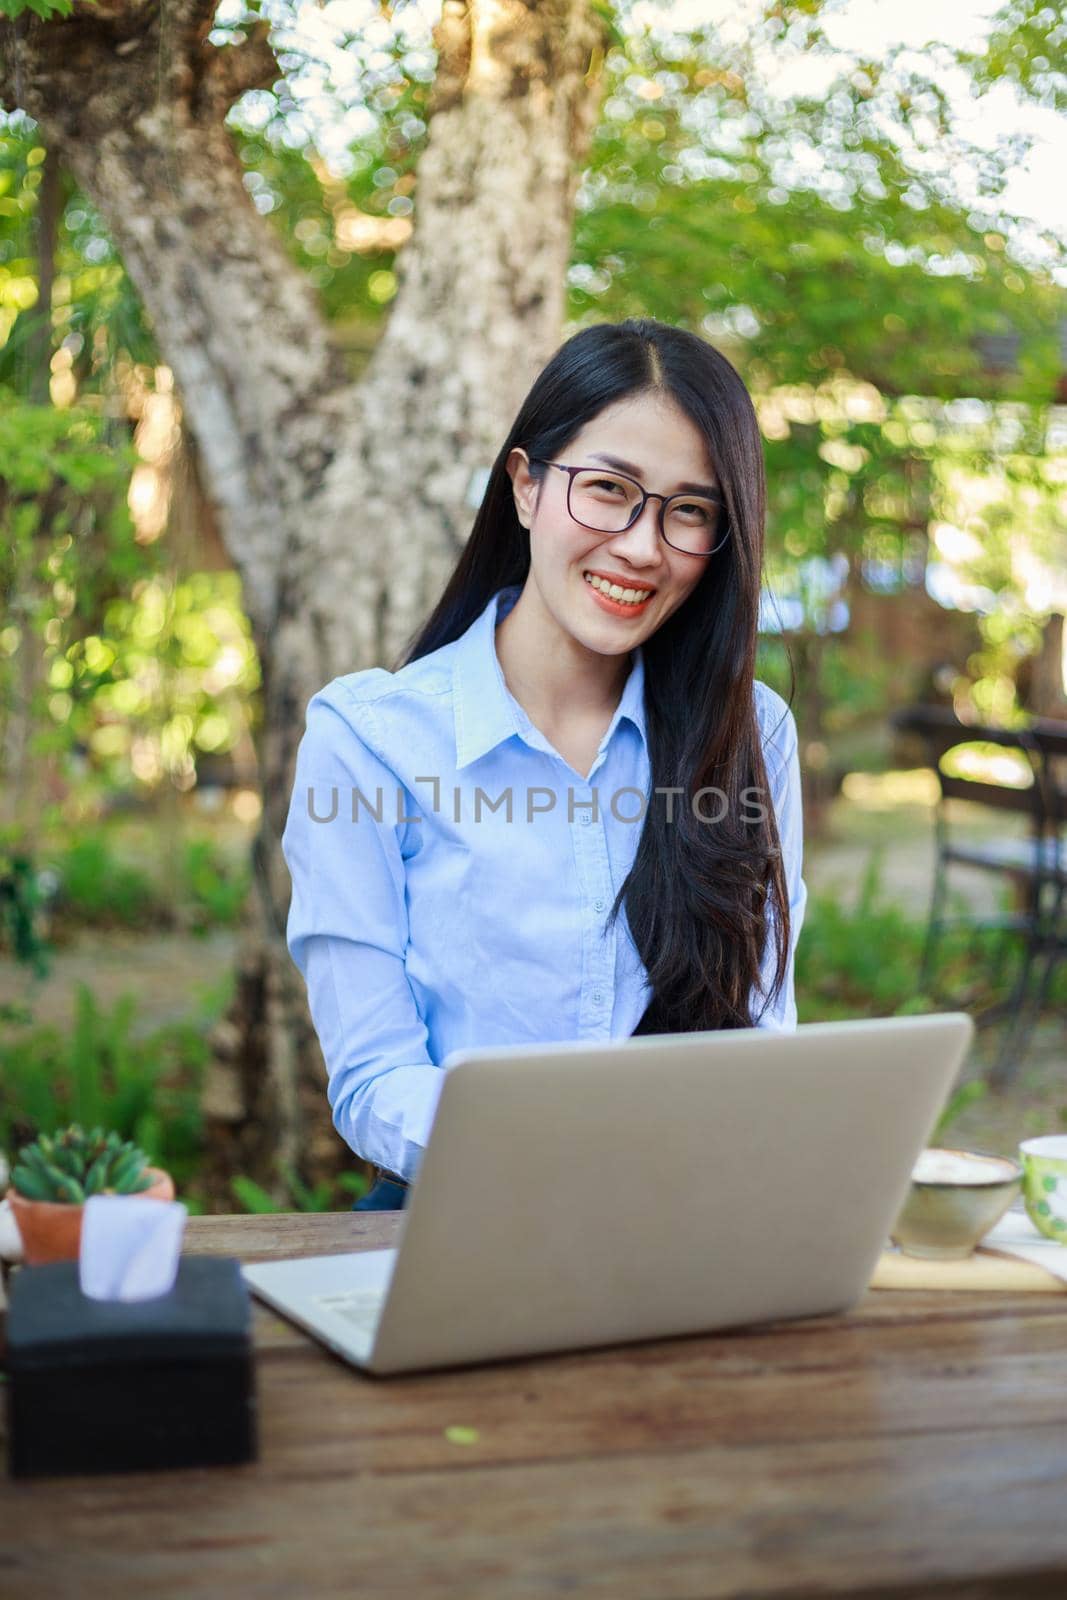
top-left (531, 459), bottom-right (729, 557)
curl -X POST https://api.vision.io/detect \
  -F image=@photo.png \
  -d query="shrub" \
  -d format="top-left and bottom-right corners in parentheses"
top-left (796, 853), bottom-right (930, 1021)
top-left (0, 980), bottom-right (218, 1190)
top-left (793, 850), bottom-right (1047, 1022)
top-left (181, 838), bottom-right (250, 930)
top-left (50, 834), bottom-right (156, 928)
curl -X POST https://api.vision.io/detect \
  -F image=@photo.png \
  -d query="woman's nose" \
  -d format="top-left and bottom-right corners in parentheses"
top-left (607, 497), bottom-right (666, 563)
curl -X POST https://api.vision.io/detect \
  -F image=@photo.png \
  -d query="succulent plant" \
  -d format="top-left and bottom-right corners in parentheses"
top-left (10, 1125), bottom-right (155, 1205)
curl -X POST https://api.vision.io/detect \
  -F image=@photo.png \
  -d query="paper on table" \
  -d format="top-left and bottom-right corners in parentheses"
top-left (79, 1193), bottom-right (188, 1302)
top-left (871, 1248), bottom-right (1062, 1292)
top-left (980, 1207), bottom-right (1067, 1285)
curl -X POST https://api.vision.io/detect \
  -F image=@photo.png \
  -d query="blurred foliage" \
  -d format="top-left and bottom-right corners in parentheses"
top-left (572, 33), bottom-right (1061, 399)
top-left (178, 836), bottom-right (252, 927)
top-left (0, 0), bottom-right (1062, 828)
top-left (0, 824), bottom-right (250, 988)
top-left (931, 1079), bottom-right (988, 1143)
top-left (0, 844), bottom-right (48, 976)
top-left (961, 0), bottom-right (1067, 112)
top-left (796, 851), bottom-right (932, 1019)
top-left (46, 831), bottom-right (155, 927)
top-left (795, 848), bottom-right (1067, 1021)
top-left (0, 128), bottom-right (155, 389)
top-left (0, 0), bottom-right (74, 21)
top-left (9, 824), bottom-right (249, 946)
top-left (231, 1165), bottom-right (371, 1213)
top-left (0, 977), bottom-right (227, 1195)
top-left (0, 387), bottom-right (141, 751)
top-left (70, 569), bottom-right (260, 799)
top-left (0, 118), bottom-right (258, 825)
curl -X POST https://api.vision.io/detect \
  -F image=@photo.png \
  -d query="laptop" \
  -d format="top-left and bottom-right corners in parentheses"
top-left (241, 1012), bottom-right (973, 1376)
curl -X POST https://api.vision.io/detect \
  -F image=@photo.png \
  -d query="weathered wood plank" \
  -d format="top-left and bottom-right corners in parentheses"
top-left (3, 1213), bottom-right (1067, 1600)
top-left (4, 1427), bottom-right (1067, 1599)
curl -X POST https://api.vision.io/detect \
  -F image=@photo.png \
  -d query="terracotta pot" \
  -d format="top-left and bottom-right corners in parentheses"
top-left (7, 1167), bottom-right (175, 1266)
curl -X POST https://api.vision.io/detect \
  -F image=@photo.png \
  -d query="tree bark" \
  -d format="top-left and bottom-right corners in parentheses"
top-left (0, 0), bottom-right (609, 1200)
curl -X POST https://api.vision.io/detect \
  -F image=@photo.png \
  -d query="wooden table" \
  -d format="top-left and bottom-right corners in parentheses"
top-left (4, 1212), bottom-right (1067, 1599)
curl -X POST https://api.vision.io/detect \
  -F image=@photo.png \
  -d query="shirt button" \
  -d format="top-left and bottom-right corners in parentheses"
top-left (593, 898), bottom-right (605, 912)
top-left (592, 990), bottom-right (603, 1004)
top-left (580, 813), bottom-right (592, 825)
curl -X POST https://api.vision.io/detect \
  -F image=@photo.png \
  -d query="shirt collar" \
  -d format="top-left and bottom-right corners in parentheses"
top-left (453, 583), bottom-right (648, 772)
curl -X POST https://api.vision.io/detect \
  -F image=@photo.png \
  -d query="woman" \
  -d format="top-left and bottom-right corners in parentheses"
top-left (281, 317), bottom-right (806, 1212)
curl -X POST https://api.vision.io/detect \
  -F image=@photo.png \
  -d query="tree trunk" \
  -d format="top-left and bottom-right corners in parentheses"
top-left (1, 0), bottom-right (609, 1200)
top-left (1022, 612), bottom-right (1067, 720)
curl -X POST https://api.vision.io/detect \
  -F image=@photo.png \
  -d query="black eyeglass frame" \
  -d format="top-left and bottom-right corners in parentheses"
top-left (530, 458), bottom-right (730, 557)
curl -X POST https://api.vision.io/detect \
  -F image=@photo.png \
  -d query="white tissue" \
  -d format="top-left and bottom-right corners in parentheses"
top-left (0, 1196), bottom-right (24, 1264)
top-left (79, 1194), bottom-right (188, 1302)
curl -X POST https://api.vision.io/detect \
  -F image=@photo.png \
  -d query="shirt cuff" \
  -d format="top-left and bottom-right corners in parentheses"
top-left (334, 1063), bottom-right (447, 1185)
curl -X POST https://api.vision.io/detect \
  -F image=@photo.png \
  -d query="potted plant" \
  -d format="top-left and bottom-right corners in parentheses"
top-left (7, 1125), bottom-right (175, 1265)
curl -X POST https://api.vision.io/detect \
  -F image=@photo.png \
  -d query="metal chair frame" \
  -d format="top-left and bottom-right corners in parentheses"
top-left (892, 706), bottom-right (1067, 1086)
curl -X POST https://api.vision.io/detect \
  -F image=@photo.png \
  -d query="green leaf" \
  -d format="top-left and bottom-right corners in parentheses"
top-left (443, 1426), bottom-right (481, 1446)
top-left (231, 1176), bottom-right (281, 1215)
top-left (279, 1161), bottom-right (334, 1212)
top-left (55, 1173), bottom-right (85, 1204)
top-left (11, 1164), bottom-right (53, 1201)
top-left (83, 1153), bottom-right (110, 1196)
top-left (0, 0), bottom-right (75, 16)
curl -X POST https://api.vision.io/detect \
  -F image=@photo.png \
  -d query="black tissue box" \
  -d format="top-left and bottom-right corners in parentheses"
top-left (5, 1255), bottom-right (257, 1478)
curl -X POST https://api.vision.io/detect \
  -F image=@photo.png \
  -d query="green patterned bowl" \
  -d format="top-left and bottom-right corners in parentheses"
top-left (890, 1147), bottom-right (1022, 1260)
top-left (1019, 1136), bottom-right (1067, 1243)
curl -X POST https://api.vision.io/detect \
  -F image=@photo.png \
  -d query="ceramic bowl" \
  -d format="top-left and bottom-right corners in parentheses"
top-left (890, 1147), bottom-right (1023, 1261)
top-left (1019, 1136), bottom-right (1067, 1243)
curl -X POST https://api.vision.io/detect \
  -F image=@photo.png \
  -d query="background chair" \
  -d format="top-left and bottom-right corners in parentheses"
top-left (891, 705), bottom-right (1067, 1086)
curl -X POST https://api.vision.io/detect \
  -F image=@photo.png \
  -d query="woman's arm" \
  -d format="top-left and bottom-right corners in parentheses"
top-left (751, 691), bottom-right (807, 1031)
top-left (281, 685), bottom-right (443, 1183)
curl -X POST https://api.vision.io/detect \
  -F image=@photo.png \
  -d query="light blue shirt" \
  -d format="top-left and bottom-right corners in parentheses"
top-left (281, 584), bottom-right (807, 1183)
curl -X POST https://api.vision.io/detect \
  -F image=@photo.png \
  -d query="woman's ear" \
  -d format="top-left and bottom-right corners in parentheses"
top-left (506, 448), bottom-right (537, 530)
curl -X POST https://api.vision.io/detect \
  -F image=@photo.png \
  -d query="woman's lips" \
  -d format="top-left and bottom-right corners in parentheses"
top-left (583, 574), bottom-right (655, 619)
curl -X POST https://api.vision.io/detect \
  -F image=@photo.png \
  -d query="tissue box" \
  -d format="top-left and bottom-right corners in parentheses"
top-left (5, 1256), bottom-right (257, 1478)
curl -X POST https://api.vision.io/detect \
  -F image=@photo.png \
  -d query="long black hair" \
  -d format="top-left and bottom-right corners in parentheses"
top-left (396, 317), bottom-right (790, 1032)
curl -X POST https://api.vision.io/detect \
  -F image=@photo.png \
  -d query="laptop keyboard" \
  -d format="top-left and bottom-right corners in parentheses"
top-left (313, 1288), bottom-right (387, 1336)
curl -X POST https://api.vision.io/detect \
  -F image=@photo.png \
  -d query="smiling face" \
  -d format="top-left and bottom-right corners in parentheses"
top-left (506, 390), bottom-right (717, 657)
